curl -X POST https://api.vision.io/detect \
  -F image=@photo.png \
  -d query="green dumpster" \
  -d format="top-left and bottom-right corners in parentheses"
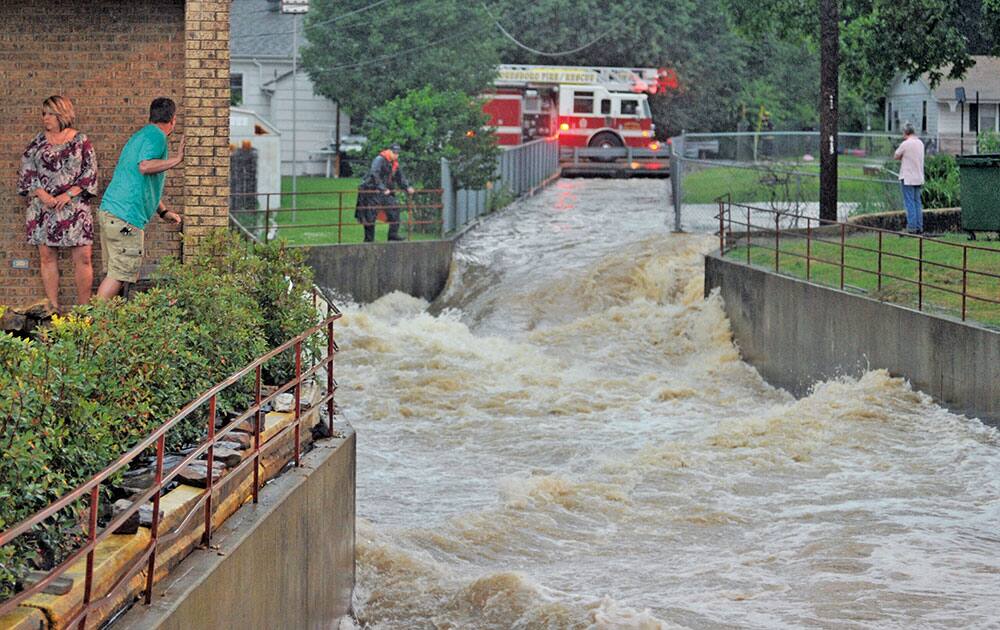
top-left (956, 153), bottom-right (1000, 234)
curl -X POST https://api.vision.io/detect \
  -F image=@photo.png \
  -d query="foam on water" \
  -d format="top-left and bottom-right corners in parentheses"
top-left (331, 179), bottom-right (1000, 629)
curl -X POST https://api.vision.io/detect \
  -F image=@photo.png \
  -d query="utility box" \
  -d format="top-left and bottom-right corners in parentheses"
top-left (956, 153), bottom-right (1000, 234)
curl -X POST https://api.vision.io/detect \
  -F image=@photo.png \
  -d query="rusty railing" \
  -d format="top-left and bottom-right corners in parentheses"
top-left (715, 195), bottom-right (1000, 324)
top-left (230, 188), bottom-right (444, 244)
top-left (0, 299), bottom-right (342, 627)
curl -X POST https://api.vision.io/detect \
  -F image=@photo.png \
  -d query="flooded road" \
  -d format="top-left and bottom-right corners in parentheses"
top-left (333, 179), bottom-right (1000, 629)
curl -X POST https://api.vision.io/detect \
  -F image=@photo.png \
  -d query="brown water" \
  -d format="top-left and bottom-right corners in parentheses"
top-left (333, 179), bottom-right (1000, 629)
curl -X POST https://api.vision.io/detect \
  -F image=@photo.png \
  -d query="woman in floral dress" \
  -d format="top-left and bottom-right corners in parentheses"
top-left (17, 95), bottom-right (98, 309)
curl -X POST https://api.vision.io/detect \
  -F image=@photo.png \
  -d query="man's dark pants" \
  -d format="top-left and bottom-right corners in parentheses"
top-left (356, 192), bottom-right (401, 242)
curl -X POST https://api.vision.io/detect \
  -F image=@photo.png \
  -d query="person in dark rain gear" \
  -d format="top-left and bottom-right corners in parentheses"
top-left (356, 143), bottom-right (414, 242)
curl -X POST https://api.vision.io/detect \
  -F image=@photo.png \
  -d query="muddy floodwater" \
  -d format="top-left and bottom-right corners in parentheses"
top-left (332, 179), bottom-right (1000, 629)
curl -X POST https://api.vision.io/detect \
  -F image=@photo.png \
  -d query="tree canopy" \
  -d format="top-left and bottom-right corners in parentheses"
top-left (301, 0), bottom-right (503, 120)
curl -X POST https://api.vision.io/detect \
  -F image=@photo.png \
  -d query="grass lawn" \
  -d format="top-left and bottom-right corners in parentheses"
top-left (683, 158), bottom-right (900, 212)
top-left (726, 231), bottom-right (1000, 328)
top-left (233, 176), bottom-right (443, 245)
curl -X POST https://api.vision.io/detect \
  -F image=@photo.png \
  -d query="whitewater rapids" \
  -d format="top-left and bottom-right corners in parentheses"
top-left (331, 179), bottom-right (1000, 629)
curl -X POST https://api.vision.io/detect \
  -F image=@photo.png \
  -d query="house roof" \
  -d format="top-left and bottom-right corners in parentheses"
top-left (928, 56), bottom-right (1000, 101)
top-left (231, 0), bottom-right (298, 59)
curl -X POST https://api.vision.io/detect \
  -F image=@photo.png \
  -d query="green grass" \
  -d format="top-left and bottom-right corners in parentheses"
top-left (683, 159), bottom-right (899, 211)
top-left (726, 231), bottom-right (1000, 327)
top-left (232, 176), bottom-right (443, 245)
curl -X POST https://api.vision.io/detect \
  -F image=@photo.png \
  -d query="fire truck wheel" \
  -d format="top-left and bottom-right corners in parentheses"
top-left (588, 132), bottom-right (623, 162)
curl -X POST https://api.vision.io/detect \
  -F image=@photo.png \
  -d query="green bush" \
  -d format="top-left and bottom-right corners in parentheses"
top-left (0, 230), bottom-right (320, 601)
top-left (922, 154), bottom-right (960, 209)
top-left (362, 86), bottom-right (501, 190)
top-left (978, 130), bottom-right (1000, 153)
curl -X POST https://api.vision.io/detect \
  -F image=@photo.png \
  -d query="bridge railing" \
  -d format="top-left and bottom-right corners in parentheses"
top-left (715, 195), bottom-right (1000, 326)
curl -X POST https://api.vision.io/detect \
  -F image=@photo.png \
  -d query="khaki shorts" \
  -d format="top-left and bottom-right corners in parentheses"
top-left (98, 210), bottom-right (144, 283)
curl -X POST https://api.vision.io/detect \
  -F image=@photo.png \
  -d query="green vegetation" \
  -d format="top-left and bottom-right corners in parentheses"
top-left (0, 233), bottom-right (321, 601)
top-left (726, 231), bottom-right (1000, 327)
top-left (682, 159), bottom-right (899, 212)
top-left (363, 87), bottom-right (500, 190)
top-left (236, 177), bottom-right (443, 246)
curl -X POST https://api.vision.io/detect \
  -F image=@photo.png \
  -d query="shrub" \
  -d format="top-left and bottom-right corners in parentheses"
top-left (0, 230), bottom-right (321, 601)
top-left (978, 130), bottom-right (1000, 153)
top-left (194, 231), bottom-right (320, 386)
top-left (921, 154), bottom-right (960, 209)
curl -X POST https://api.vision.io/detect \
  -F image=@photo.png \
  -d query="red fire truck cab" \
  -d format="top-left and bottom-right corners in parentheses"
top-left (483, 64), bottom-right (670, 150)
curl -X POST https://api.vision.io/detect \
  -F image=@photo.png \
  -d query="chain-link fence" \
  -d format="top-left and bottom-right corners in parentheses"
top-left (669, 132), bottom-right (912, 232)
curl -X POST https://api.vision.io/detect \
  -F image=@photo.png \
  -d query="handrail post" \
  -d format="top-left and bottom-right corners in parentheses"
top-left (294, 340), bottom-right (302, 467)
top-left (264, 194), bottom-right (271, 244)
top-left (80, 485), bottom-right (100, 629)
top-left (202, 394), bottom-right (216, 546)
top-left (717, 198), bottom-right (725, 253)
top-left (877, 231), bottom-right (883, 292)
top-left (806, 218), bottom-right (812, 281)
top-left (840, 223), bottom-right (846, 290)
top-left (774, 213), bottom-right (780, 272)
top-left (253, 364), bottom-right (262, 503)
top-left (918, 237), bottom-right (924, 311)
top-left (746, 206), bottom-right (751, 265)
top-left (337, 190), bottom-right (343, 244)
top-left (144, 434), bottom-right (166, 604)
top-left (962, 246), bottom-right (968, 321)
top-left (327, 320), bottom-right (335, 435)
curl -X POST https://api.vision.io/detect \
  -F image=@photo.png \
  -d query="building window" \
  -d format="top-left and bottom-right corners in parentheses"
top-left (573, 91), bottom-right (594, 114)
top-left (921, 101), bottom-right (927, 133)
top-left (231, 73), bottom-right (244, 106)
top-left (969, 103), bottom-right (979, 132)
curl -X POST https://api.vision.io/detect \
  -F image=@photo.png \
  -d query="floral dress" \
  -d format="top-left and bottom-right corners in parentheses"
top-left (17, 132), bottom-right (98, 247)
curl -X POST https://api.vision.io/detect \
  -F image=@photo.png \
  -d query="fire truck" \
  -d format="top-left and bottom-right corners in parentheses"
top-left (482, 64), bottom-right (675, 149)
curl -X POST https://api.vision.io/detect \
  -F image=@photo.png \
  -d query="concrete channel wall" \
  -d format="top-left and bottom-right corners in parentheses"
top-left (118, 430), bottom-right (356, 629)
top-left (704, 254), bottom-right (1000, 425)
top-left (307, 240), bottom-right (454, 304)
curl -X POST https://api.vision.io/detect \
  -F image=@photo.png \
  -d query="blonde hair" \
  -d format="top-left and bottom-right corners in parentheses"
top-left (43, 95), bottom-right (75, 130)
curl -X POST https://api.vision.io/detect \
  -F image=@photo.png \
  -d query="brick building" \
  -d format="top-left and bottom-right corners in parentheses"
top-left (0, 1), bottom-right (231, 307)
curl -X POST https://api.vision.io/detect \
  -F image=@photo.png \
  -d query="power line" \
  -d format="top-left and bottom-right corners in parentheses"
top-left (479, 1), bottom-right (636, 57)
top-left (312, 23), bottom-right (490, 74)
top-left (231, 0), bottom-right (394, 40)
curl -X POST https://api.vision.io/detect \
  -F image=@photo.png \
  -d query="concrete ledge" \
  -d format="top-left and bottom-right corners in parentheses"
top-left (307, 240), bottom-right (453, 304)
top-left (705, 254), bottom-right (1000, 425)
top-left (117, 428), bottom-right (356, 630)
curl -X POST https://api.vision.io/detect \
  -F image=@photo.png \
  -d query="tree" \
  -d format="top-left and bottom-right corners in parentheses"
top-left (301, 0), bottom-right (503, 119)
top-left (361, 87), bottom-right (501, 190)
top-left (728, 0), bottom-right (997, 221)
top-left (485, 0), bottom-right (751, 136)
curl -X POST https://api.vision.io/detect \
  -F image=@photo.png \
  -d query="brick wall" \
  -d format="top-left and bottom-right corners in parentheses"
top-left (0, 0), bottom-right (230, 307)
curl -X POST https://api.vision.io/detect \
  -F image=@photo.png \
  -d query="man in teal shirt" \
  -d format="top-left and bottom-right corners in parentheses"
top-left (96, 97), bottom-right (185, 299)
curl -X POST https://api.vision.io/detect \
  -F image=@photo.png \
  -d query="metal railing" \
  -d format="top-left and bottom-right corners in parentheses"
top-left (441, 137), bottom-right (560, 234)
top-left (0, 301), bottom-right (342, 627)
top-left (669, 131), bottom-right (912, 232)
top-left (716, 196), bottom-right (1000, 324)
top-left (230, 189), bottom-right (444, 244)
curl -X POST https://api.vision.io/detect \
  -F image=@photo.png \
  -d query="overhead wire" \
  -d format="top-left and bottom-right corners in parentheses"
top-left (231, 0), bottom-right (394, 40)
top-left (479, 1), bottom-right (636, 57)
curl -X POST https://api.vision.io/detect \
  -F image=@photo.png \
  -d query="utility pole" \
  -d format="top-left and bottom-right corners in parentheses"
top-left (281, 0), bottom-right (309, 219)
top-left (819, 0), bottom-right (839, 224)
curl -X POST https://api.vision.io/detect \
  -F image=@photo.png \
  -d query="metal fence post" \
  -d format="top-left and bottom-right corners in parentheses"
top-left (670, 136), bottom-right (683, 232)
top-left (441, 157), bottom-right (455, 234)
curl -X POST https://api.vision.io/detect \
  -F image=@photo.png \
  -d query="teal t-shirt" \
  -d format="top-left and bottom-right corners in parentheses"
top-left (101, 124), bottom-right (168, 229)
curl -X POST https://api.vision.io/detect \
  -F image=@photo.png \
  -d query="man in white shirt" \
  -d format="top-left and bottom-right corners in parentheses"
top-left (893, 122), bottom-right (925, 234)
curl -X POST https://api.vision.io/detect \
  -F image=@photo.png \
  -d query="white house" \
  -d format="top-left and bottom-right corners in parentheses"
top-left (230, 0), bottom-right (351, 177)
top-left (885, 55), bottom-right (1000, 154)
